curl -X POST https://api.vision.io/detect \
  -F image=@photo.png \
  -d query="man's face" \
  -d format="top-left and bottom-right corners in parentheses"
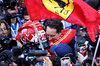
top-left (45, 26), bottom-right (61, 41)
top-left (17, 0), bottom-right (26, 8)
top-left (24, 15), bottom-right (30, 23)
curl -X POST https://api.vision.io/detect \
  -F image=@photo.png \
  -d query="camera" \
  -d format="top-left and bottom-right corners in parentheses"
top-left (0, 36), bottom-right (17, 50)
top-left (0, 0), bottom-right (17, 10)
top-left (61, 57), bottom-right (71, 66)
top-left (12, 37), bottom-right (49, 65)
top-left (28, 50), bottom-right (48, 56)
top-left (0, 0), bottom-right (9, 8)
top-left (22, 41), bottom-right (50, 53)
top-left (12, 46), bottom-right (48, 65)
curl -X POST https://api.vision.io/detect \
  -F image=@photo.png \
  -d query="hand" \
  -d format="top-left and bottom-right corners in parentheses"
top-left (16, 40), bottom-right (23, 47)
top-left (7, 6), bottom-right (18, 15)
top-left (36, 52), bottom-right (51, 62)
top-left (77, 52), bottom-right (88, 63)
top-left (36, 57), bottom-right (44, 62)
top-left (43, 57), bottom-right (53, 66)
top-left (9, 62), bottom-right (17, 66)
top-left (95, 59), bottom-right (100, 66)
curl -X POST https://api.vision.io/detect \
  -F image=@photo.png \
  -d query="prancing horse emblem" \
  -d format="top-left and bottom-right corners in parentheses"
top-left (42, 0), bottom-right (74, 19)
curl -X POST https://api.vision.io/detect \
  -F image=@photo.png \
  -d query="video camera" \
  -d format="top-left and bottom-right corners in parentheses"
top-left (0, 0), bottom-right (21, 24)
top-left (0, 36), bottom-right (17, 50)
top-left (21, 41), bottom-right (50, 53)
top-left (0, 50), bottom-right (16, 66)
top-left (12, 46), bottom-right (48, 65)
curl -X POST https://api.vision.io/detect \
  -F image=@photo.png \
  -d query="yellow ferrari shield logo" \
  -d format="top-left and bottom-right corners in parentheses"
top-left (42, 0), bottom-right (74, 19)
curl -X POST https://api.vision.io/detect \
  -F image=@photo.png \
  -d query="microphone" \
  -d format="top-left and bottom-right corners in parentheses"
top-left (0, 50), bottom-right (13, 61)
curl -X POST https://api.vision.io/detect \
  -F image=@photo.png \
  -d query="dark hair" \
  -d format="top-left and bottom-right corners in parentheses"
top-left (44, 19), bottom-right (63, 33)
top-left (0, 20), bottom-right (9, 30)
top-left (84, 0), bottom-right (100, 10)
top-left (22, 8), bottom-right (28, 17)
top-left (50, 57), bottom-right (61, 66)
top-left (0, 19), bottom-right (11, 37)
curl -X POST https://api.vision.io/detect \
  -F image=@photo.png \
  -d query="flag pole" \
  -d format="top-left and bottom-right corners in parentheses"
top-left (91, 35), bottom-right (100, 66)
top-left (32, 21), bottom-right (44, 50)
top-left (75, 25), bottom-right (81, 56)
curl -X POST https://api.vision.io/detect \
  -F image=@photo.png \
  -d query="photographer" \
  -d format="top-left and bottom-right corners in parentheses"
top-left (8, 4), bottom-right (23, 39)
top-left (36, 44), bottom-right (73, 66)
top-left (0, 19), bottom-right (24, 66)
top-left (77, 29), bottom-right (100, 66)
top-left (0, 19), bottom-right (10, 37)
top-left (16, 0), bottom-right (26, 8)
top-left (0, 19), bottom-right (22, 48)
top-left (22, 8), bottom-right (30, 23)
top-left (0, 49), bottom-right (17, 66)
top-left (1, 0), bottom-right (24, 39)
top-left (49, 43), bottom-right (76, 66)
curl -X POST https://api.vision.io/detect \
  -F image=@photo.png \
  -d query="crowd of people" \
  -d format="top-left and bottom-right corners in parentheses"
top-left (0, 0), bottom-right (100, 66)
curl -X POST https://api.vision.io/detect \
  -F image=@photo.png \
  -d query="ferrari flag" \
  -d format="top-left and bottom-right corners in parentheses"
top-left (24, 0), bottom-right (100, 42)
